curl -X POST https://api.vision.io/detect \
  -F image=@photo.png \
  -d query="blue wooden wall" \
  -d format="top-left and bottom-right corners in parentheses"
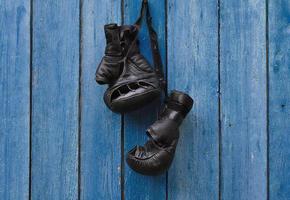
top-left (0, 0), bottom-right (289, 200)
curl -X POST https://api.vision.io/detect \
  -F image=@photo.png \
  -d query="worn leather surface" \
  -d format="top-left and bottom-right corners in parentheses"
top-left (103, 50), bottom-right (161, 113)
top-left (95, 24), bottom-right (123, 85)
top-left (126, 90), bottom-right (194, 175)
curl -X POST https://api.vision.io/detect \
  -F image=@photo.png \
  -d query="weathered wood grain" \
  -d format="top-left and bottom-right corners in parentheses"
top-left (2, 1), bottom-right (290, 199)
top-left (269, 0), bottom-right (290, 199)
top-left (0, 0), bottom-right (30, 199)
top-left (80, 0), bottom-right (122, 199)
top-left (167, 0), bottom-right (219, 199)
top-left (31, 0), bottom-right (79, 199)
top-left (123, 0), bottom-right (167, 199)
top-left (220, 0), bottom-right (267, 199)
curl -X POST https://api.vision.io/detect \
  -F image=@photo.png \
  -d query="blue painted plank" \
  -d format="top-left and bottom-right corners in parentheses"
top-left (269, 0), bottom-right (290, 199)
top-left (123, 0), bottom-right (167, 199)
top-left (80, 0), bottom-right (122, 199)
top-left (31, 0), bottom-right (79, 199)
top-left (0, 0), bottom-right (30, 199)
top-left (220, 1), bottom-right (267, 199)
top-left (167, 0), bottom-right (219, 199)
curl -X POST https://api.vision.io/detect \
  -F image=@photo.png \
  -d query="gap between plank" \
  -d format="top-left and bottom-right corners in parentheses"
top-left (265, 0), bottom-right (270, 199)
top-left (29, 0), bottom-right (34, 198)
top-left (78, 0), bottom-right (83, 199)
top-left (217, 0), bottom-right (222, 200)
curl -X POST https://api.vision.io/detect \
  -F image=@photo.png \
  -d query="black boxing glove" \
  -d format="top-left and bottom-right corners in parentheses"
top-left (95, 1), bottom-right (166, 113)
top-left (126, 90), bottom-right (193, 175)
top-left (102, 25), bottom-right (162, 113)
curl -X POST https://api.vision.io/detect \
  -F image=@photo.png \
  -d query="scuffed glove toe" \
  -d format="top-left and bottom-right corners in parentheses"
top-left (126, 139), bottom-right (176, 176)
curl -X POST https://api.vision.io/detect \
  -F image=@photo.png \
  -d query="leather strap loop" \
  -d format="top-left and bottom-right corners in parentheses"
top-left (134, 0), bottom-right (166, 91)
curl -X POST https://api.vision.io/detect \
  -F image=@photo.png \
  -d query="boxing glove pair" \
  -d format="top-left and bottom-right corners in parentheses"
top-left (95, 0), bottom-right (193, 175)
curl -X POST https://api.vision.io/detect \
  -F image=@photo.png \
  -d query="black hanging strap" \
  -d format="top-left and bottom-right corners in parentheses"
top-left (134, 0), bottom-right (166, 90)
